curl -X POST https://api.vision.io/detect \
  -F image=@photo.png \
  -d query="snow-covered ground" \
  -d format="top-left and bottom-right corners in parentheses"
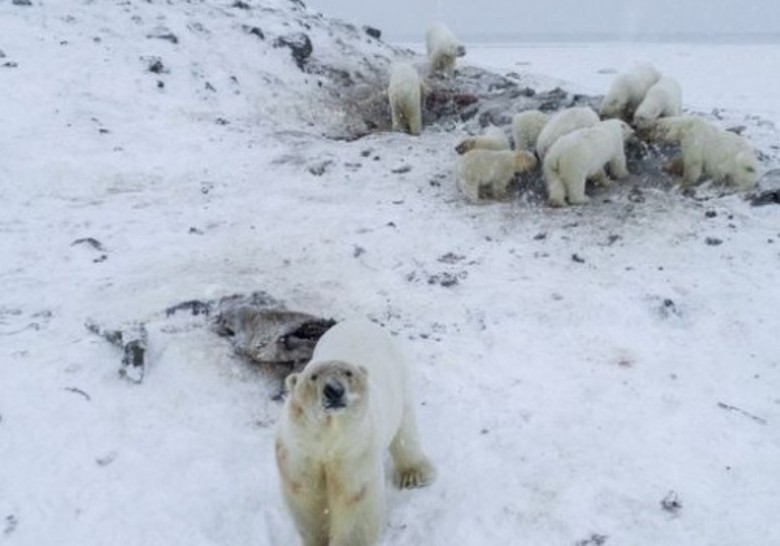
top-left (1, 2), bottom-right (779, 545)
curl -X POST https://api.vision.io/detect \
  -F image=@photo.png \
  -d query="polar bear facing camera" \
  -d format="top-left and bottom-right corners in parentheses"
top-left (276, 319), bottom-right (435, 546)
top-left (512, 110), bottom-right (549, 151)
top-left (457, 149), bottom-right (537, 202)
top-left (425, 22), bottom-right (460, 77)
top-left (543, 119), bottom-right (634, 206)
top-left (600, 62), bottom-right (662, 121)
top-left (653, 116), bottom-right (760, 190)
top-left (455, 126), bottom-right (511, 154)
top-left (388, 62), bottom-right (423, 135)
top-left (535, 106), bottom-right (600, 158)
top-left (633, 76), bottom-right (682, 128)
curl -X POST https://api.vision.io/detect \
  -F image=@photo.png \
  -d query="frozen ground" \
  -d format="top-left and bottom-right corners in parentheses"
top-left (1, 2), bottom-right (779, 545)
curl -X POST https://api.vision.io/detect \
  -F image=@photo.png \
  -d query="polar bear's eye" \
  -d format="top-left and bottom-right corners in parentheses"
top-left (310, 374), bottom-right (318, 382)
top-left (344, 370), bottom-right (353, 378)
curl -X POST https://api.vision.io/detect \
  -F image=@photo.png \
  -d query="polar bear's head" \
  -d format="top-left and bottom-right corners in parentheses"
top-left (599, 94), bottom-right (628, 121)
top-left (284, 360), bottom-right (369, 422)
top-left (601, 119), bottom-right (635, 142)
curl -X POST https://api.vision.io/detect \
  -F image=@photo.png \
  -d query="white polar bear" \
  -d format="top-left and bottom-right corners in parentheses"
top-left (599, 62), bottom-right (662, 120)
top-left (457, 149), bottom-right (537, 202)
top-left (633, 76), bottom-right (682, 128)
top-left (543, 119), bottom-right (634, 206)
top-left (512, 110), bottom-right (549, 151)
top-left (653, 116), bottom-right (760, 190)
top-left (425, 22), bottom-right (460, 77)
top-left (276, 319), bottom-right (435, 546)
top-left (388, 62), bottom-right (423, 135)
top-left (535, 106), bottom-right (600, 158)
top-left (455, 126), bottom-right (510, 154)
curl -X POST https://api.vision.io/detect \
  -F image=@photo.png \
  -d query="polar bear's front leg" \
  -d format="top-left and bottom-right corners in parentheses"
top-left (490, 175), bottom-right (513, 201)
top-left (681, 156), bottom-right (703, 187)
top-left (328, 461), bottom-right (385, 546)
top-left (390, 100), bottom-right (402, 133)
top-left (608, 152), bottom-right (629, 179)
top-left (406, 104), bottom-right (422, 136)
top-left (390, 406), bottom-right (436, 489)
top-left (591, 168), bottom-right (612, 187)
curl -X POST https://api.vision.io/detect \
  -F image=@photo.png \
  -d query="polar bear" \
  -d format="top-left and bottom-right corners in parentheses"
top-left (543, 119), bottom-right (634, 206)
top-left (535, 106), bottom-right (600, 158)
top-left (388, 62), bottom-right (423, 135)
top-left (455, 126), bottom-right (510, 154)
top-left (425, 22), bottom-right (460, 77)
top-left (600, 62), bottom-right (662, 121)
top-left (633, 76), bottom-right (682, 128)
top-left (276, 319), bottom-right (435, 546)
top-left (457, 149), bottom-right (537, 202)
top-left (512, 110), bottom-right (549, 151)
top-left (653, 116), bottom-right (760, 190)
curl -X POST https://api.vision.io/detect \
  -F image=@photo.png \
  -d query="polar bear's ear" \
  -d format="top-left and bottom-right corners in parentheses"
top-left (285, 373), bottom-right (299, 393)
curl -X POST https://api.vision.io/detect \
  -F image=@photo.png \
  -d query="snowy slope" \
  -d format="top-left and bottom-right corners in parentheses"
top-left (2, 2), bottom-right (779, 546)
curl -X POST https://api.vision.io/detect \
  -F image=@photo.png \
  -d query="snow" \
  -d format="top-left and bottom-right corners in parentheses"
top-left (2, 2), bottom-right (779, 545)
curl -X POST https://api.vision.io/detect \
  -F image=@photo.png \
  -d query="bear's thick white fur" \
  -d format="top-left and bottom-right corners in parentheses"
top-left (276, 319), bottom-right (434, 546)
top-left (512, 110), bottom-right (549, 151)
top-left (634, 76), bottom-right (682, 127)
top-left (535, 106), bottom-right (600, 158)
top-left (455, 126), bottom-right (510, 154)
top-left (654, 116), bottom-right (760, 190)
top-left (388, 62), bottom-right (423, 136)
top-left (457, 149), bottom-right (537, 202)
top-left (425, 22), bottom-right (460, 76)
top-left (599, 62), bottom-right (662, 120)
top-left (543, 119), bottom-right (634, 206)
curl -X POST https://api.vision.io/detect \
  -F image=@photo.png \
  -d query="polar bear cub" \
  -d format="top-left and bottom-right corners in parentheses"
top-left (543, 119), bottom-right (634, 206)
top-left (535, 106), bottom-right (600, 158)
top-left (600, 62), bottom-right (662, 120)
top-left (653, 116), bottom-right (760, 190)
top-left (455, 126), bottom-right (511, 154)
top-left (388, 62), bottom-right (423, 136)
top-left (512, 110), bottom-right (550, 151)
top-left (425, 22), bottom-right (460, 76)
top-left (276, 319), bottom-right (435, 546)
top-left (634, 76), bottom-right (682, 128)
top-left (457, 149), bottom-right (537, 202)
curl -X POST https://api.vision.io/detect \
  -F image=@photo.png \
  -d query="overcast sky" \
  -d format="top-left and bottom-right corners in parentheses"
top-left (307, 0), bottom-right (780, 41)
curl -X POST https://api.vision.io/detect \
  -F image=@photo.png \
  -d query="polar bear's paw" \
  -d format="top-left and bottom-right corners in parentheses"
top-left (395, 458), bottom-right (436, 489)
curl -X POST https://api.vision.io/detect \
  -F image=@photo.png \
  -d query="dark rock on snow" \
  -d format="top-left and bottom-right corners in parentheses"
top-left (273, 32), bottom-right (313, 70)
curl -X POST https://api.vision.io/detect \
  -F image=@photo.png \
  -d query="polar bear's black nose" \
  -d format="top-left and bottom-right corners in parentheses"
top-left (323, 381), bottom-right (345, 404)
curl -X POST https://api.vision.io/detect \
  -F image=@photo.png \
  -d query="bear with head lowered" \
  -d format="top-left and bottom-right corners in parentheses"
top-left (275, 319), bottom-right (435, 546)
top-left (543, 119), bottom-right (634, 206)
top-left (653, 116), bottom-right (759, 190)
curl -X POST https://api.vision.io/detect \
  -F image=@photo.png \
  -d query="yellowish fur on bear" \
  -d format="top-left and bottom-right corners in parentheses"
top-left (457, 149), bottom-right (537, 202)
top-left (276, 319), bottom-right (434, 546)
top-left (455, 126), bottom-right (510, 154)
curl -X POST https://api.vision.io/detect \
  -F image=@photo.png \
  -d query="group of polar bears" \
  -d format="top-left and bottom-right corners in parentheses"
top-left (457, 62), bottom-right (761, 206)
top-left (274, 32), bottom-right (765, 546)
top-left (390, 31), bottom-right (761, 207)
